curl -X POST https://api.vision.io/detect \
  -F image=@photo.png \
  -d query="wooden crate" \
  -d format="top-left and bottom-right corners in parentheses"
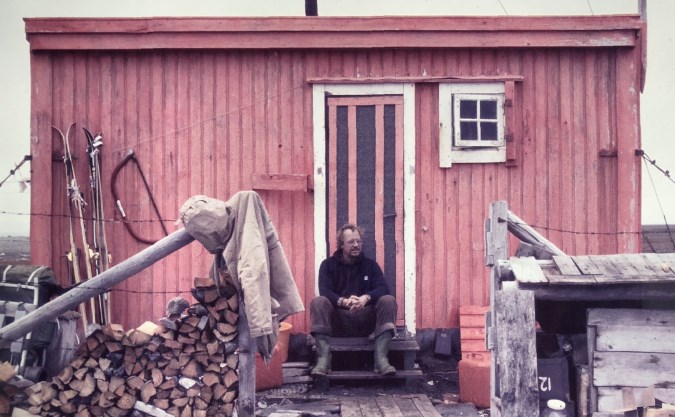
top-left (588, 308), bottom-right (675, 413)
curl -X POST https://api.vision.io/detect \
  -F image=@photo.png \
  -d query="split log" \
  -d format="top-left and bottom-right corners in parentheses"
top-left (11, 268), bottom-right (244, 417)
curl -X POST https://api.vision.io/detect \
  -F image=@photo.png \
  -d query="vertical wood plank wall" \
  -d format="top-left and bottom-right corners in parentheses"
top-left (35, 47), bottom-right (640, 332)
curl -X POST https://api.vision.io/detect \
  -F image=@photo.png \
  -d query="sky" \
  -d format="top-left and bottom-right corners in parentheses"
top-left (0, 0), bottom-right (673, 237)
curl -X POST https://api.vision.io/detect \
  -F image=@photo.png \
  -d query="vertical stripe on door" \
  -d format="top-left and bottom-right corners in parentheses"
top-left (394, 102), bottom-right (405, 323)
top-left (356, 105), bottom-right (376, 262)
top-left (383, 104), bottom-right (398, 312)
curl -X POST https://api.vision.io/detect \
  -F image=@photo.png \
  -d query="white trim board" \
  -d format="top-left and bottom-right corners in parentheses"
top-left (312, 83), bottom-right (417, 334)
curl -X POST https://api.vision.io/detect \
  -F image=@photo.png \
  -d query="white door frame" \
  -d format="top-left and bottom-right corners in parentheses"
top-left (312, 83), bottom-right (417, 333)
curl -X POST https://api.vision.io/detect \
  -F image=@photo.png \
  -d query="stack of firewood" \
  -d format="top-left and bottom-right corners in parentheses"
top-left (19, 276), bottom-right (240, 417)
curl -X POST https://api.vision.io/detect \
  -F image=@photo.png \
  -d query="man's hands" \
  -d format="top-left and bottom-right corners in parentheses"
top-left (340, 294), bottom-right (370, 311)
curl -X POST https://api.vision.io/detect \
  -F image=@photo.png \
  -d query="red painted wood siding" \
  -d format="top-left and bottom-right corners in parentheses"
top-left (31, 46), bottom-right (641, 332)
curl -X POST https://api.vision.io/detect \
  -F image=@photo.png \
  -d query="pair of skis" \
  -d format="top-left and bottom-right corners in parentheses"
top-left (53, 124), bottom-right (111, 330)
top-left (84, 127), bottom-right (112, 325)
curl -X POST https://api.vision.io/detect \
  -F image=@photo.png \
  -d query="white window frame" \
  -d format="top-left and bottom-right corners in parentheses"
top-left (453, 93), bottom-right (504, 147)
top-left (439, 82), bottom-right (506, 167)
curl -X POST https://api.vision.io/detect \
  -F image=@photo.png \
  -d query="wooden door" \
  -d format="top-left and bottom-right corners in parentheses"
top-left (326, 95), bottom-right (405, 324)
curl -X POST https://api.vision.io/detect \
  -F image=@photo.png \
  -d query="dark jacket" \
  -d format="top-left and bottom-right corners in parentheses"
top-left (318, 250), bottom-right (390, 306)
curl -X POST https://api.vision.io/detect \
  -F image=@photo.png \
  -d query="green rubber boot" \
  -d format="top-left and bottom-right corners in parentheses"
top-left (374, 331), bottom-right (396, 376)
top-left (311, 334), bottom-right (331, 377)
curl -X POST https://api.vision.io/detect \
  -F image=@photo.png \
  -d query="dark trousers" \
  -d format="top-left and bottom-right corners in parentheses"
top-left (310, 295), bottom-right (397, 338)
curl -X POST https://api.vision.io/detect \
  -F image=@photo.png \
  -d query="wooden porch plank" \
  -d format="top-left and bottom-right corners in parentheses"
top-left (545, 273), bottom-right (598, 285)
top-left (359, 396), bottom-right (384, 417)
top-left (641, 253), bottom-right (675, 277)
top-left (375, 395), bottom-right (405, 417)
top-left (341, 397), bottom-right (364, 417)
top-left (571, 255), bottom-right (603, 275)
top-left (410, 395), bottom-right (443, 417)
top-left (553, 255), bottom-right (582, 275)
top-left (620, 254), bottom-right (658, 277)
top-left (587, 255), bottom-right (623, 277)
top-left (392, 394), bottom-right (424, 417)
top-left (592, 274), bottom-right (675, 284)
top-left (510, 256), bottom-right (548, 283)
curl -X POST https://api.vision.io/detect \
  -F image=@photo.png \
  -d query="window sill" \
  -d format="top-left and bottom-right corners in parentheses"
top-left (440, 146), bottom-right (506, 167)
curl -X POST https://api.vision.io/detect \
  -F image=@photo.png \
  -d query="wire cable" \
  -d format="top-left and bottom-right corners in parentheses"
top-left (643, 156), bottom-right (675, 249)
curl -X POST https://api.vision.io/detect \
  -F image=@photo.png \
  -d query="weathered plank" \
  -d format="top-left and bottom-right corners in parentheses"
top-left (593, 274), bottom-right (675, 284)
top-left (588, 256), bottom-right (624, 279)
top-left (588, 308), bottom-right (675, 328)
top-left (594, 325), bottom-right (675, 354)
top-left (545, 273), bottom-right (598, 285)
top-left (237, 293), bottom-right (255, 417)
top-left (597, 387), bottom-right (675, 413)
top-left (506, 210), bottom-right (565, 256)
top-left (327, 337), bottom-right (419, 352)
top-left (392, 394), bottom-right (424, 417)
top-left (571, 256), bottom-right (603, 275)
top-left (528, 283), bottom-right (675, 301)
top-left (588, 318), bottom-right (599, 413)
top-left (592, 351), bottom-right (675, 387)
top-left (553, 256), bottom-right (582, 275)
top-left (359, 396), bottom-right (383, 417)
top-left (510, 256), bottom-right (548, 284)
top-left (251, 173), bottom-right (311, 192)
top-left (620, 254), bottom-right (658, 277)
top-left (589, 309), bottom-right (675, 354)
top-left (341, 397), bottom-right (364, 417)
top-left (410, 395), bottom-right (443, 417)
top-left (587, 254), bottom-right (675, 282)
top-left (326, 370), bottom-right (423, 380)
top-left (494, 290), bottom-right (538, 417)
top-left (375, 395), bottom-right (405, 417)
top-left (641, 253), bottom-right (675, 277)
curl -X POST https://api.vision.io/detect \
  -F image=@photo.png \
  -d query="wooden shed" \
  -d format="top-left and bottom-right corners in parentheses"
top-left (26, 15), bottom-right (645, 334)
top-left (486, 201), bottom-right (675, 417)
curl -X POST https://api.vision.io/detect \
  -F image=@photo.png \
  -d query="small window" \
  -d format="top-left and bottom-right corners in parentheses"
top-left (454, 94), bottom-right (504, 147)
top-left (439, 83), bottom-right (506, 167)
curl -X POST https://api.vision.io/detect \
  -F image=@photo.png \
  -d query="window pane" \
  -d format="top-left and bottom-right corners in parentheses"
top-left (459, 100), bottom-right (477, 118)
top-left (481, 122), bottom-right (498, 140)
top-left (460, 121), bottom-right (478, 140)
top-left (480, 100), bottom-right (497, 120)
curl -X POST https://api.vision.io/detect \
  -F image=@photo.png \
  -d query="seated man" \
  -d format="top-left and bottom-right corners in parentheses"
top-left (310, 223), bottom-right (397, 376)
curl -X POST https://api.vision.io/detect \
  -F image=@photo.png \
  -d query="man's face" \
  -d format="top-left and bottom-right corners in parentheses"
top-left (341, 229), bottom-right (362, 259)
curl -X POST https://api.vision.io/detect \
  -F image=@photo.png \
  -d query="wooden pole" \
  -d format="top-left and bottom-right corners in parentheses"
top-left (236, 293), bottom-right (255, 417)
top-left (486, 201), bottom-right (509, 417)
top-left (506, 210), bottom-right (565, 256)
top-left (495, 290), bottom-right (539, 417)
top-left (0, 228), bottom-right (194, 344)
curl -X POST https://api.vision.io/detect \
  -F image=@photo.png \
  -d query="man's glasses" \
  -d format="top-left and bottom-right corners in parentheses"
top-left (346, 239), bottom-right (362, 246)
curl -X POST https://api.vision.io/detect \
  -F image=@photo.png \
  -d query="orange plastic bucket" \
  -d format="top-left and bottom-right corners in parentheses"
top-left (277, 321), bottom-right (292, 363)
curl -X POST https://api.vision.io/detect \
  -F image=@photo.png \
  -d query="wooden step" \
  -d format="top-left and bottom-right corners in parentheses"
top-left (326, 369), bottom-right (423, 380)
top-left (323, 337), bottom-right (420, 352)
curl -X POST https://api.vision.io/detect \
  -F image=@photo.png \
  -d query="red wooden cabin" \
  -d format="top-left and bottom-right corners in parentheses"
top-left (25, 16), bottom-right (645, 334)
